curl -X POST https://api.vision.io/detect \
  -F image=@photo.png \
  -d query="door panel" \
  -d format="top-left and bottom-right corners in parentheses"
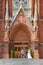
top-left (14, 47), bottom-right (21, 58)
top-left (14, 43), bottom-right (28, 58)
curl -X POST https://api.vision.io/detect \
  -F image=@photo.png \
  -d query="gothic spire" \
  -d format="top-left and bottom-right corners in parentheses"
top-left (20, 0), bottom-right (22, 8)
top-left (5, 0), bottom-right (9, 20)
top-left (34, 0), bottom-right (38, 20)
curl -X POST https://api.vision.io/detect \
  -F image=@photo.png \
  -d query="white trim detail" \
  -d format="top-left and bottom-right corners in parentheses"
top-left (39, 19), bottom-right (43, 21)
top-left (34, 0), bottom-right (38, 20)
top-left (5, 0), bottom-right (9, 20)
top-left (10, 6), bottom-right (26, 27)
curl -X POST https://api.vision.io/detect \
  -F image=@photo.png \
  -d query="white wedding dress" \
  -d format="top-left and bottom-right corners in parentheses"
top-left (27, 50), bottom-right (32, 58)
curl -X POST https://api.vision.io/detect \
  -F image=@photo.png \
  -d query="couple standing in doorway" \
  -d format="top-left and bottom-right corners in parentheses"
top-left (21, 47), bottom-right (32, 58)
top-left (21, 48), bottom-right (28, 58)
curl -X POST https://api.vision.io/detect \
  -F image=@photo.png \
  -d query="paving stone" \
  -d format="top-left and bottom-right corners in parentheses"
top-left (0, 58), bottom-right (43, 65)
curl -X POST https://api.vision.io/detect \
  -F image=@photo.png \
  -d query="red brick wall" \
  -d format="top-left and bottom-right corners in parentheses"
top-left (38, 0), bottom-right (43, 58)
top-left (38, 0), bottom-right (43, 18)
top-left (0, 43), bottom-right (3, 58)
top-left (38, 22), bottom-right (43, 42)
top-left (14, 30), bottom-right (31, 41)
top-left (8, 0), bottom-right (12, 16)
top-left (0, 0), bottom-right (5, 18)
top-left (0, 0), bottom-right (5, 42)
top-left (39, 43), bottom-right (43, 58)
top-left (40, 0), bottom-right (43, 18)
top-left (0, 22), bottom-right (4, 42)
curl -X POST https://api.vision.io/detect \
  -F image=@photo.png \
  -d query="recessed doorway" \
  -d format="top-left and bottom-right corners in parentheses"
top-left (14, 43), bottom-right (28, 58)
top-left (9, 42), bottom-right (29, 58)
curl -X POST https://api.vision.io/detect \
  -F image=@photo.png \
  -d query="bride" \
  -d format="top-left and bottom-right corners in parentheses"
top-left (27, 49), bottom-right (32, 58)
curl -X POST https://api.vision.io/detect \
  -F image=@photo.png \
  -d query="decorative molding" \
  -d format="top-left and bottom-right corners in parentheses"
top-left (4, 38), bottom-right (9, 42)
top-left (34, 45), bottom-right (38, 50)
top-left (4, 25), bottom-right (9, 32)
top-left (34, 0), bottom-right (38, 20)
top-left (0, 43), bottom-right (3, 46)
top-left (34, 39), bottom-right (39, 42)
top-left (39, 19), bottom-right (43, 21)
top-left (0, 19), bottom-right (5, 21)
top-left (12, 0), bottom-right (31, 23)
top-left (5, 0), bottom-right (9, 20)
top-left (33, 25), bottom-right (38, 32)
top-left (31, 38), bottom-right (39, 42)
top-left (9, 40), bottom-right (31, 43)
top-left (12, 0), bottom-right (29, 8)
top-left (40, 43), bottom-right (43, 46)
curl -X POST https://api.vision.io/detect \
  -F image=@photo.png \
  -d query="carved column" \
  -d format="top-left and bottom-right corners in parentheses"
top-left (33, 0), bottom-right (39, 58)
top-left (30, 0), bottom-right (34, 17)
top-left (8, 0), bottom-right (12, 17)
top-left (38, 0), bottom-right (41, 18)
top-left (34, 0), bottom-right (38, 39)
top-left (3, 0), bottom-right (9, 58)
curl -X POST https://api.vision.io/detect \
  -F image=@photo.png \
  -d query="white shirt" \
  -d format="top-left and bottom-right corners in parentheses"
top-left (21, 49), bottom-right (24, 55)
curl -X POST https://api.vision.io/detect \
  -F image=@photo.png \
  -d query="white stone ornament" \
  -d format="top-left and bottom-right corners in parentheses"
top-left (5, 0), bottom-right (9, 20)
top-left (34, 0), bottom-right (38, 20)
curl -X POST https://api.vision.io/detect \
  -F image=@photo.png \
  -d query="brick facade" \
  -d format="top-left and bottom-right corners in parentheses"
top-left (0, 0), bottom-right (43, 59)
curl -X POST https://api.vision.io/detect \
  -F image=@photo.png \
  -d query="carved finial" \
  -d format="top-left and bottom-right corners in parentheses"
top-left (20, 0), bottom-right (22, 8)
top-left (34, 0), bottom-right (38, 20)
top-left (5, 0), bottom-right (9, 20)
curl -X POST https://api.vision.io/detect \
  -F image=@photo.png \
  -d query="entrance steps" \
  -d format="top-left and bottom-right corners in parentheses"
top-left (0, 58), bottom-right (43, 65)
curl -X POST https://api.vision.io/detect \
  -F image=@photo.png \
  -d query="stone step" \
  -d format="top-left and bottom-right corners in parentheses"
top-left (0, 59), bottom-right (43, 65)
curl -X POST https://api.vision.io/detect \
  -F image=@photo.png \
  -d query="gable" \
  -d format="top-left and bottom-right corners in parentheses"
top-left (10, 7), bottom-right (33, 31)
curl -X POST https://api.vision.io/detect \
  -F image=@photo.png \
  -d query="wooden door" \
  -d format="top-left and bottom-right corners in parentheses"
top-left (14, 47), bottom-right (21, 58)
top-left (14, 43), bottom-right (28, 58)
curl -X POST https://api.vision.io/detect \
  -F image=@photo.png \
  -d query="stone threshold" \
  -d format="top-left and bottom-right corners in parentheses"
top-left (0, 58), bottom-right (43, 65)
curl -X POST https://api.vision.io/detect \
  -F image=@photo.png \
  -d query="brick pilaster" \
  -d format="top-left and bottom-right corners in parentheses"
top-left (38, 0), bottom-right (41, 18)
top-left (3, 0), bottom-right (9, 58)
top-left (8, 0), bottom-right (12, 17)
top-left (30, 0), bottom-right (34, 17)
